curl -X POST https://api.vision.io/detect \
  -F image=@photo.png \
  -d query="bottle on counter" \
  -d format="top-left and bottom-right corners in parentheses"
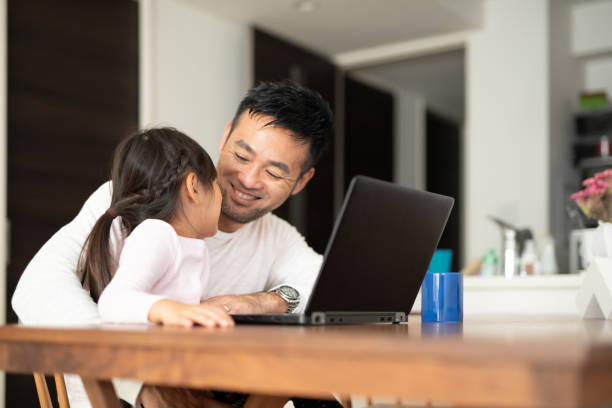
top-left (519, 239), bottom-right (539, 276)
top-left (539, 235), bottom-right (558, 275)
top-left (502, 229), bottom-right (519, 278)
top-left (480, 248), bottom-right (498, 277)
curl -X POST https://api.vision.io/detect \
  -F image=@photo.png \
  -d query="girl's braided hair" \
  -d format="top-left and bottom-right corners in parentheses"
top-left (77, 127), bottom-right (217, 302)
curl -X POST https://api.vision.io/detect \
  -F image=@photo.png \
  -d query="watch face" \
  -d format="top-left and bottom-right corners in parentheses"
top-left (279, 285), bottom-right (299, 300)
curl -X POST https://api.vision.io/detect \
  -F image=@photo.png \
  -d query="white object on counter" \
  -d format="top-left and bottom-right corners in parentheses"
top-left (519, 239), bottom-right (539, 275)
top-left (412, 274), bottom-right (583, 316)
top-left (539, 235), bottom-right (558, 275)
top-left (576, 257), bottom-right (612, 319)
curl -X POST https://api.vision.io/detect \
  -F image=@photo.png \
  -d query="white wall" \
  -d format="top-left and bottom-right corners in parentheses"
top-left (140, 0), bottom-right (252, 162)
top-left (571, 0), bottom-right (612, 56)
top-left (584, 57), bottom-right (612, 98)
top-left (465, 0), bottom-right (550, 263)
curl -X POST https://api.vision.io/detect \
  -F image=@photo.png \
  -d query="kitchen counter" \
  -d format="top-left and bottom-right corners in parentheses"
top-left (412, 274), bottom-right (583, 316)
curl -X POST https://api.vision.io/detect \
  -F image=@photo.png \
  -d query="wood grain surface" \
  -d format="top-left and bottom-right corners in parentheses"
top-left (1, 316), bottom-right (612, 407)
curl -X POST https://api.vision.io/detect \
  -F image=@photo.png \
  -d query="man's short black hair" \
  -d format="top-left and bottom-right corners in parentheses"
top-left (229, 80), bottom-right (334, 171)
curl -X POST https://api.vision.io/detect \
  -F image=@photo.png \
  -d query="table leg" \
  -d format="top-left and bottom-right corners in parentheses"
top-left (82, 377), bottom-right (123, 408)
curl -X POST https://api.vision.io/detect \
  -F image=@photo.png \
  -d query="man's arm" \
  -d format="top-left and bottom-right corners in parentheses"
top-left (264, 233), bottom-right (322, 314)
top-left (203, 217), bottom-right (321, 314)
top-left (11, 182), bottom-right (113, 325)
top-left (201, 291), bottom-right (287, 314)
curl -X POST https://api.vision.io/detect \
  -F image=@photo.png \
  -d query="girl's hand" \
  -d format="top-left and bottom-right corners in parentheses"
top-left (148, 299), bottom-right (234, 328)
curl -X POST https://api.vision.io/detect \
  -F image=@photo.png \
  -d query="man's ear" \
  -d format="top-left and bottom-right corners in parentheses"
top-left (219, 120), bottom-right (233, 153)
top-left (184, 172), bottom-right (200, 203)
top-left (291, 168), bottom-right (315, 196)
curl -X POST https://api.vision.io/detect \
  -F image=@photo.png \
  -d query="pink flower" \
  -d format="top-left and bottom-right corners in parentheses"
top-left (571, 191), bottom-right (588, 201)
top-left (583, 177), bottom-right (596, 186)
top-left (571, 168), bottom-right (612, 222)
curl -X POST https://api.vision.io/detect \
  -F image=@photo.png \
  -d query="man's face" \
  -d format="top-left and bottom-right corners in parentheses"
top-left (216, 112), bottom-right (314, 232)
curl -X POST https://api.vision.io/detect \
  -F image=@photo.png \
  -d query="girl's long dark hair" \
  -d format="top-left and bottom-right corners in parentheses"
top-left (77, 127), bottom-right (217, 302)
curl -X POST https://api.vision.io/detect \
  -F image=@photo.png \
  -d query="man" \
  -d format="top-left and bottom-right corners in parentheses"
top-left (11, 81), bottom-right (334, 407)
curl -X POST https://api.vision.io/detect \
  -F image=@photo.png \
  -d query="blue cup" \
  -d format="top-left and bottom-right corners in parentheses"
top-left (421, 271), bottom-right (463, 322)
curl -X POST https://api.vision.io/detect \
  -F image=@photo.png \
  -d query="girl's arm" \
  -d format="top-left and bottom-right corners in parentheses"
top-left (98, 219), bottom-right (232, 327)
top-left (97, 219), bottom-right (175, 323)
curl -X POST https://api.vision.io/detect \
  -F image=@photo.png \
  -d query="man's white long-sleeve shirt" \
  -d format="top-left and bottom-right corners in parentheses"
top-left (11, 181), bottom-right (322, 406)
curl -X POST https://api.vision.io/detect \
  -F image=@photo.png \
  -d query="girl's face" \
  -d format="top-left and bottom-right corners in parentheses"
top-left (172, 173), bottom-right (223, 239)
top-left (193, 179), bottom-right (222, 238)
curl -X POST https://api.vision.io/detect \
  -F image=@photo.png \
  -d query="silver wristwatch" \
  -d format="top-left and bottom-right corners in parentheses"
top-left (271, 285), bottom-right (300, 313)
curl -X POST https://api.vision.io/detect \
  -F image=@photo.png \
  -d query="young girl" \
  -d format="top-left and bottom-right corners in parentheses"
top-left (78, 127), bottom-right (233, 328)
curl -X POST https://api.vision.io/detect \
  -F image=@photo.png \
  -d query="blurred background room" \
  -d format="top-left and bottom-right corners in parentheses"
top-left (0, 0), bottom-right (611, 406)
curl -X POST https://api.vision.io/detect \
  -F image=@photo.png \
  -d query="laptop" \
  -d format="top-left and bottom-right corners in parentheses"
top-left (232, 175), bottom-right (454, 325)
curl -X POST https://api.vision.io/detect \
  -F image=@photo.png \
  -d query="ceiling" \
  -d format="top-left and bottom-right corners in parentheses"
top-left (179, 0), bottom-right (483, 58)
top-left (179, 0), bottom-right (474, 121)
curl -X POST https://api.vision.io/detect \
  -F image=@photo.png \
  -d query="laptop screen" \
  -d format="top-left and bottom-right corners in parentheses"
top-left (305, 176), bottom-right (454, 314)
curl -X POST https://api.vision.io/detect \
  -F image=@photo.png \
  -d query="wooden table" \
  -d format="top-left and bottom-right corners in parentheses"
top-left (1, 316), bottom-right (612, 408)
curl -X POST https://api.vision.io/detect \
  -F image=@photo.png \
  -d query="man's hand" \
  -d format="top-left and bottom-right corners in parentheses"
top-left (201, 292), bottom-right (288, 314)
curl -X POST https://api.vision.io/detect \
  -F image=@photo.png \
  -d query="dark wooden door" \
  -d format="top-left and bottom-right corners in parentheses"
top-left (426, 110), bottom-right (462, 271)
top-left (254, 28), bottom-right (336, 254)
top-left (6, 0), bottom-right (138, 406)
top-left (344, 76), bottom-right (394, 189)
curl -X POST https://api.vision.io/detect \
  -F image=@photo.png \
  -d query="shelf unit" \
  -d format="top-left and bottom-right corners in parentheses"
top-left (573, 106), bottom-right (612, 167)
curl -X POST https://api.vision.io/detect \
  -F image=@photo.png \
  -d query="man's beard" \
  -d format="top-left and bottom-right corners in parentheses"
top-left (220, 178), bottom-right (298, 225)
top-left (220, 191), bottom-right (270, 224)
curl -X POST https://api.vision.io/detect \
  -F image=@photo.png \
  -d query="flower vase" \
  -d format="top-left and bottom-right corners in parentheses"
top-left (581, 222), bottom-right (612, 269)
top-left (601, 222), bottom-right (612, 258)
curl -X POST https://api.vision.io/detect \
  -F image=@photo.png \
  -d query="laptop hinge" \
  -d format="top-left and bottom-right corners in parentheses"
top-left (309, 311), bottom-right (407, 325)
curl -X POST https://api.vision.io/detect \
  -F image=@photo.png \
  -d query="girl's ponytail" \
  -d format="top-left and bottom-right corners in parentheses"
top-left (77, 209), bottom-right (117, 302)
